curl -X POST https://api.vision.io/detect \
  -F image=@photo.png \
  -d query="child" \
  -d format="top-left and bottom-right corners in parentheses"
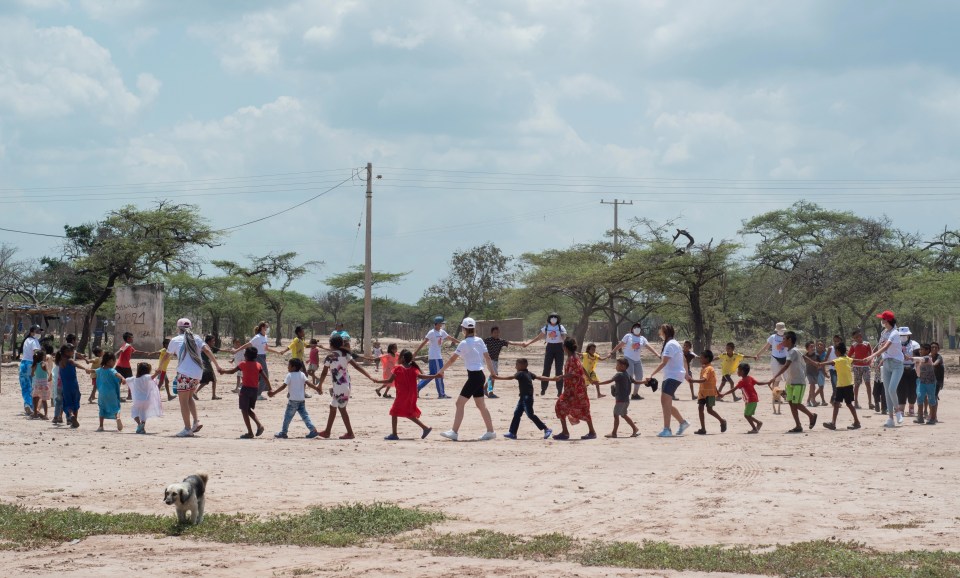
top-left (490, 357), bottom-right (555, 440)
top-left (95, 352), bottom-right (124, 432)
top-left (374, 343), bottom-right (399, 398)
top-left (813, 341), bottom-right (828, 406)
top-left (129, 362), bottom-right (162, 434)
top-left (372, 340), bottom-right (382, 371)
top-left (804, 342), bottom-right (822, 407)
top-left (849, 329), bottom-right (874, 410)
top-left (688, 350), bottom-right (726, 435)
top-left (115, 332), bottom-right (136, 399)
top-left (483, 325), bottom-right (524, 398)
top-left (769, 331), bottom-right (818, 433)
top-left (581, 343), bottom-right (606, 398)
top-left (716, 342), bottom-right (747, 401)
top-left (911, 344), bottom-right (940, 425)
top-left (315, 334), bottom-right (379, 439)
top-left (269, 358), bottom-right (319, 439)
top-left (30, 350), bottom-right (51, 419)
top-left (596, 358), bottom-right (641, 437)
top-left (378, 350), bottom-right (435, 440)
top-left (51, 345), bottom-right (63, 424)
top-left (58, 344), bottom-right (89, 429)
top-left (194, 334), bottom-right (221, 401)
top-left (153, 339), bottom-right (175, 401)
top-left (230, 338), bottom-right (245, 394)
top-left (719, 363), bottom-right (763, 433)
top-left (87, 346), bottom-right (103, 404)
top-left (220, 347), bottom-right (271, 438)
top-left (683, 340), bottom-right (698, 401)
top-left (814, 343), bottom-right (861, 430)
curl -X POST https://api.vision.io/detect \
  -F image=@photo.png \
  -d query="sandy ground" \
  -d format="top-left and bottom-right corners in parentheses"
top-left (1, 340), bottom-right (957, 577)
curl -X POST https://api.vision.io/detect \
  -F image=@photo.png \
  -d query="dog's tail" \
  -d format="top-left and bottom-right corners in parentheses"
top-left (197, 472), bottom-right (209, 485)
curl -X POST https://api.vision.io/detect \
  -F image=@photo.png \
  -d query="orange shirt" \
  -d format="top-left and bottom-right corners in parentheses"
top-left (698, 365), bottom-right (718, 398)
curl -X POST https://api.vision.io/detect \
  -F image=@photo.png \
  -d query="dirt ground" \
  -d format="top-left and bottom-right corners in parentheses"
top-left (1, 339), bottom-right (956, 576)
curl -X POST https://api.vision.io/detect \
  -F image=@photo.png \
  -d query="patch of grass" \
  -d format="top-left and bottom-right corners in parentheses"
top-left (0, 502), bottom-right (442, 549)
top-left (415, 530), bottom-right (576, 561)
top-left (881, 521), bottom-right (924, 530)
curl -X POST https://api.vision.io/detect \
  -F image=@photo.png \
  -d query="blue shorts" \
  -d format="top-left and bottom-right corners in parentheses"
top-left (917, 382), bottom-right (938, 406)
top-left (662, 378), bottom-right (682, 397)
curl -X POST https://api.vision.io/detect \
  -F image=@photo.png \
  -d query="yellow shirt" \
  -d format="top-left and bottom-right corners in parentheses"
top-left (718, 352), bottom-right (744, 376)
top-left (91, 357), bottom-right (102, 371)
top-left (581, 352), bottom-right (601, 374)
top-left (157, 348), bottom-right (171, 371)
top-left (698, 365), bottom-right (718, 398)
top-left (289, 337), bottom-right (305, 360)
top-left (834, 356), bottom-right (854, 387)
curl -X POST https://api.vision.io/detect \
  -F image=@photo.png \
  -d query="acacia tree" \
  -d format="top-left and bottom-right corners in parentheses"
top-left (46, 203), bottom-right (217, 352)
top-left (0, 244), bottom-right (62, 305)
top-left (424, 243), bottom-right (513, 336)
top-left (322, 266), bottom-right (408, 345)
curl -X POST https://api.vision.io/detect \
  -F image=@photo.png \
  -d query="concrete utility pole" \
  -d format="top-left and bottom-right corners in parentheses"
top-left (363, 163), bottom-right (373, 354)
top-left (600, 199), bottom-right (634, 257)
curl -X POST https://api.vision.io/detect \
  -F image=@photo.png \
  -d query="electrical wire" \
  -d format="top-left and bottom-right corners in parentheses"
top-left (217, 175), bottom-right (355, 231)
top-left (0, 226), bottom-right (66, 239)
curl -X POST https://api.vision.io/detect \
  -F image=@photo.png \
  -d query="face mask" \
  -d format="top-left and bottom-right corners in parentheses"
top-left (900, 336), bottom-right (909, 344)
top-left (632, 328), bottom-right (642, 336)
top-left (549, 318), bottom-right (558, 324)
top-left (776, 329), bottom-right (785, 336)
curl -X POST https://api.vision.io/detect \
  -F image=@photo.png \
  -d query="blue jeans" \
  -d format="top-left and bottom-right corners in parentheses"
top-left (417, 359), bottom-right (446, 396)
top-left (19, 360), bottom-right (34, 409)
top-left (280, 400), bottom-right (316, 434)
top-left (881, 358), bottom-right (904, 415)
top-left (509, 394), bottom-right (547, 434)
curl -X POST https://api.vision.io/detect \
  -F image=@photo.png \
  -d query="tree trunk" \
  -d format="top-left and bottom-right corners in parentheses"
top-left (606, 295), bottom-right (618, 347)
top-left (274, 307), bottom-right (283, 346)
top-left (211, 314), bottom-right (222, 349)
top-left (78, 283), bottom-right (115, 354)
top-left (688, 286), bottom-right (707, 352)
top-left (573, 306), bottom-right (593, 346)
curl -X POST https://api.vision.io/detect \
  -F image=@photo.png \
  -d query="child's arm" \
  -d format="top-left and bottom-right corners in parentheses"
top-left (314, 366), bottom-right (330, 388)
top-left (258, 367), bottom-right (272, 392)
top-left (348, 359), bottom-right (377, 382)
top-left (219, 365), bottom-right (240, 375)
top-left (269, 382), bottom-right (287, 398)
top-left (537, 375), bottom-right (562, 382)
top-left (596, 377), bottom-right (616, 385)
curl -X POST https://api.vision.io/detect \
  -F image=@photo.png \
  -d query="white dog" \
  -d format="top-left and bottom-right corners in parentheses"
top-left (164, 473), bottom-right (208, 524)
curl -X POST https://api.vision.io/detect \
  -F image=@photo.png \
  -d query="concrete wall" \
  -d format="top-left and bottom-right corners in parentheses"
top-left (475, 318), bottom-right (524, 341)
top-left (114, 283), bottom-right (164, 353)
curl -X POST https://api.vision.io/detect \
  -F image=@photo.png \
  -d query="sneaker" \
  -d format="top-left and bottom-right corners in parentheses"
top-left (175, 428), bottom-right (194, 437)
top-left (421, 427), bottom-right (432, 439)
top-left (486, 392), bottom-right (499, 399)
top-left (439, 395), bottom-right (452, 399)
top-left (274, 432), bottom-right (288, 439)
top-left (630, 394), bottom-right (642, 400)
top-left (823, 422), bottom-right (837, 430)
top-left (914, 417), bottom-right (925, 424)
top-left (440, 430), bottom-right (459, 441)
top-left (677, 421), bottom-right (691, 436)
top-left (896, 412), bottom-right (904, 425)
top-left (926, 419), bottom-right (938, 425)
top-left (384, 433), bottom-right (400, 440)
top-left (580, 432), bottom-right (597, 440)
top-left (135, 423), bottom-right (145, 434)
top-left (503, 432), bottom-right (517, 440)
top-left (657, 428), bottom-right (673, 438)
top-left (543, 428), bottom-right (553, 439)
top-left (478, 431), bottom-right (496, 441)
top-left (694, 428), bottom-right (706, 435)
top-left (883, 418), bottom-right (895, 428)
top-left (305, 430), bottom-right (319, 439)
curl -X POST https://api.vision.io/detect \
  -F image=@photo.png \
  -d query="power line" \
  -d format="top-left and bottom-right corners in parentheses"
top-left (0, 226), bottom-right (66, 239)
top-left (217, 175), bottom-right (356, 231)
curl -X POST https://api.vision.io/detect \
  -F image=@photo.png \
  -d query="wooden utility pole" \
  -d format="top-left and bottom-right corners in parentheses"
top-left (600, 199), bottom-right (634, 257)
top-left (363, 163), bottom-right (373, 354)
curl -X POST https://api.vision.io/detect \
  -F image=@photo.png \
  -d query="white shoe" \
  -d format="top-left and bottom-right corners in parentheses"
top-left (478, 431), bottom-right (496, 441)
top-left (677, 421), bottom-right (691, 436)
top-left (895, 412), bottom-right (904, 425)
top-left (657, 428), bottom-right (673, 438)
top-left (883, 418), bottom-right (895, 428)
top-left (175, 428), bottom-right (194, 438)
top-left (440, 430), bottom-right (459, 441)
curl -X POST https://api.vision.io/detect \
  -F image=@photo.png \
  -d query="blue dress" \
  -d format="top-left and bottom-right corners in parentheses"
top-left (61, 362), bottom-right (81, 414)
top-left (96, 367), bottom-right (122, 419)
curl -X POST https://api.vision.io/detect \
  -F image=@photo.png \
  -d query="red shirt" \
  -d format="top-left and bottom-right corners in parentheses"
top-left (848, 342), bottom-right (872, 367)
top-left (117, 344), bottom-right (136, 368)
top-left (308, 347), bottom-right (320, 365)
top-left (239, 361), bottom-right (263, 388)
top-left (734, 376), bottom-right (760, 403)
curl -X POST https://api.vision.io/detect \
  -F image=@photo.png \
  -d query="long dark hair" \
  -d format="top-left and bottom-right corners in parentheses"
top-left (329, 335), bottom-right (350, 356)
top-left (562, 337), bottom-right (578, 355)
top-left (659, 323), bottom-right (675, 354)
top-left (399, 349), bottom-right (420, 372)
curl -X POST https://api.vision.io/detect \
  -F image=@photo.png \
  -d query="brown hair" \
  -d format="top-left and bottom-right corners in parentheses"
top-left (659, 324), bottom-right (675, 354)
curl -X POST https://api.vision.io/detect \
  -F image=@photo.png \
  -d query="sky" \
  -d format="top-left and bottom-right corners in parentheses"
top-left (2, 0), bottom-right (959, 303)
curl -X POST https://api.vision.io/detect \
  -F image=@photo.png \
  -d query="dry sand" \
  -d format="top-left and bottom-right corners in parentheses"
top-left (1, 340), bottom-right (957, 576)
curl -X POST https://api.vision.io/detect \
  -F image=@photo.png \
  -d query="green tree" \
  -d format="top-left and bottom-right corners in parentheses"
top-left (424, 243), bottom-right (513, 336)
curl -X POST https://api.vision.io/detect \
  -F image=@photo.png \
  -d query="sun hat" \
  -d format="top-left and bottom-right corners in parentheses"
top-left (876, 310), bottom-right (896, 322)
top-left (898, 327), bottom-right (912, 336)
top-left (177, 318), bottom-right (192, 328)
top-left (461, 317), bottom-right (476, 329)
top-left (774, 322), bottom-right (786, 331)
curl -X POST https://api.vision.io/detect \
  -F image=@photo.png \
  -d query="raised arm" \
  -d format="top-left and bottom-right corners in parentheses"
top-left (412, 338), bottom-right (429, 357)
top-left (644, 343), bottom-right (662, 358)
top-left (754, 341), bottom-right (771, 359)
top-left (524, 331), bottom-right (546, 347)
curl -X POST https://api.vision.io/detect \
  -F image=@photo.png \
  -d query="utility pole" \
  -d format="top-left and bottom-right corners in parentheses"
top-left (363, 162), bottom-right (373, 354)
top-left (600, 199), bottom-right (634, 257)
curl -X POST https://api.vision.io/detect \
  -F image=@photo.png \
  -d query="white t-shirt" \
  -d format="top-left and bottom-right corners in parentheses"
top-left (233, 350), bottom-right (246, 365)
top-left (284, 371), bottom-right (308, 401)
top-left (901, 340), bottom-right (920, 367)
top-left (541, 323), bottom-right (566, 344)
top-left (620, 333), bottom-right (649, 361)
top-left (169, 333), bottom-right (207, 379)
top-left (250, 333), bottom-right (268, 355)
top-left (880, 328), bottom-right (904, 361)
top-left (455, 336), bottom-right (489, 371)
top-left (662, 339), bottom-right (686, 382)
top-left (22, 336), bottom-right (41, 362)
top-left (827, 346), bottom-right (837, 362)
top-left (425, 328), bottom-right (448, 359)
top-left (767, 334), bottom-right (787, 359)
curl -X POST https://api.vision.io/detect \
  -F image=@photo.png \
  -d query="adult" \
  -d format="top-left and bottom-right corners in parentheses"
top-left (170, 318), bottom-right (223, 437)
top-left (414, 316), bottom-right (458, 399)
top-left (848, 329), bottom-right (874, 410)
top-left (438, 317), bottom-right (497, 441)
top-left (19, 325), bottom-right (42, 415)
top-left (861, 310), bottom-right (904, 428)
top-left (234, 321), bottom-right (280, 400)
top-left (609, 322), bottom-right (661, 400)
top-left (552, 338), bottom-right (596, 440)
top-left (648, 324), bottom-right (691, 438)
top-left (524, 313), bottom-right (567, 396)
top-left (753, 322), bottom-right (789, 391)
top-left (483, 325), bottom-right (525, 399)
top-left (896, 327), bottom-right (920, 416)
top-left (769, 331), bottom-right (818, 433)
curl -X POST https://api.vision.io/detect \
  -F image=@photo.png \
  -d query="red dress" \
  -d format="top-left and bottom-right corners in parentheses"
top-left (389, 365), bottom-right (422, 419)
top-left (555, 354), bottom-right (591, 424)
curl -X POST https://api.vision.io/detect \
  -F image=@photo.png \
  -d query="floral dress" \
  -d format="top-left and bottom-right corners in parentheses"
top-left (555, 354), bottom-right (591, 424)
top-left (324, 350), bottom-right (353, 408)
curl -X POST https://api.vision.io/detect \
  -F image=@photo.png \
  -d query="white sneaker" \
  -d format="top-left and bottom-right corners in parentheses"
top-left (478, 431), bottom-right (496, 441)
top-left (883, 418), bottom-right (895, 428)
top-left (440, 430), bottom-right (459, 441)
top-left (657, 428), bottom-right (673, 438)
top-left (677, 421), bottom-right (691, 436)
top-left (175, 428), bottom-right (194, 438)
top-left (895, 412), bottom-right (904, 425)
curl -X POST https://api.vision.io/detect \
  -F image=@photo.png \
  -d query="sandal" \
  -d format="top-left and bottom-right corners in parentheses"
top-left (240, 433), bottom-right (254, 439)
top-left (551, 433), bottom-right (570, 440)
top-left (720, 420), bottom-right (728, 433)
top-left (255, 425), bottom-right (264, 437)
top-left (384, 433), bottom-right (400, 440)
top-left (694, 428), bottom-right (707, 435)
top-left (581, 433), bottom-right (597, 440)
top-left (786, 427), bottom-right (803, 433)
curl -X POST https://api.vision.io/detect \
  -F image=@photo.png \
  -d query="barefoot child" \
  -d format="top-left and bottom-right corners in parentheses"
top-left (315, 334), bottom-right (378, 440)
top-left (59, 344), bottom-right (89, 429)
top-left (814, 343), bottom-right (861, 430)
top-left (87, 346), bottom-right (103, 403)
top-left (95, 352), bottom-right (124, 432)
top-left (596, 358), bottom-right (641, 437)
top-left (490, 358), bottom-right (555, 440)
top-left (581, 343), bottom-right (606, 398)
top-left (129, 362), bottom-right (162, 434)
top-left (770, 331), bottom-right (818, 433)
top-left (719, 363), bottom-right (763, 433)
top-left (689, 350), bottom-right (727, 435)
top-left (30, 350), bottom-right (51, 419)
top-left (219, 347), bottom-right (271, 438)
top-left (269, 358), bottom-right (319, 439)
top-left (717, 342), bottom-right (747, 401)
top-left (374, 343), bottom-right (399, 398)
top-left (153, 339), bottom-right (175, 400)
top-left (194, 334), bottom-right (221, 401)
top-left (378, 350), bottom-right (435, 440)
top-left (911, 344), bottom-right (940, 425)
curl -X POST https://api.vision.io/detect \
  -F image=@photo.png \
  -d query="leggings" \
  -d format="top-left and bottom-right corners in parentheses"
top-left (540, 343), bottom-right (564, 395)
top-left (19, 360), bottom-right (34, 410)
top-left (881, 359), bottom-right (904, 415)
top-left (897, 366), bottom-right (918, 405)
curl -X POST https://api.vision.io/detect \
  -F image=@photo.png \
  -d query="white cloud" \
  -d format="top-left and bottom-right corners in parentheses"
top-left (371, 26), bottom-right (426, 50)
top-left (556, 74), bottom-right (622, 101)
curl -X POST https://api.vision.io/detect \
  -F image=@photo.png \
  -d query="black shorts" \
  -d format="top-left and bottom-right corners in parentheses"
top-left (834, 387), bottom-right (854, 405)
top-left (116, 366), bottom-right (133, 379)
top-left (459, 370), bottom-right (486, 398)
top-left (201, 369), bottom-right (216, 385)
top-left (239, 387), bottom-right (258, 411)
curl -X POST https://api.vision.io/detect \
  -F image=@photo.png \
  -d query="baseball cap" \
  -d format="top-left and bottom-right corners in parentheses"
top-left (461, 317), bottom-right (476, 329)
top-left (876, 310), bottom-right (896, 322)
top-left (433, 316), bottom-right (445, 324)
top-left (177, 318), bottom-right (192, 328)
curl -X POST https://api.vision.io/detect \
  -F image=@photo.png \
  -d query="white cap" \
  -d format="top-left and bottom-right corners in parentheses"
top-left (898, 326), bottom-right (912, 336)
top-left (461, 317), bottom-right (476, 329)
top-left (177, 318), bottom-right (192, 328)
